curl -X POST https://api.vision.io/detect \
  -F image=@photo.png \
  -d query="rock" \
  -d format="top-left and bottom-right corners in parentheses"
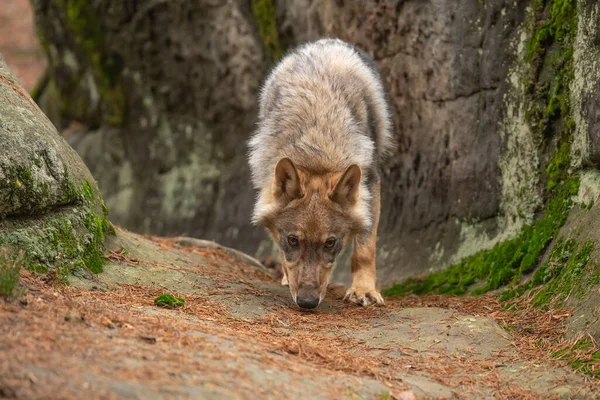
top-left (173, 236), bottom-right (267, 271)
top-left (0, 56), bottom-right (84, 218)
top-left (0, 52), bottom-right (112, 274)
top-left (554, 195), bottom-right (600, 340)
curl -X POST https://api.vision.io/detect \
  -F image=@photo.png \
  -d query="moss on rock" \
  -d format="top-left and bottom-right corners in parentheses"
top-left (0, 181), bottom-right (114, 280)
top-left (501, 238), bottom-right (595, 305)
top-left (546, 139), bottom-right (573, 191)
top-left (524, 0), bottom-right (577, 140)
top-left (251, 0), bottom-right (283, 61)
top-left (1, 46), bottom-right (112, 282)
top-left (39, 0), bottom-right (126, 127)
top-left (0, 162), bottom-right (79, 219)
top-left (384, 0), bottom-right (581, 298)
top-left (553, 339), bottom-right (600, 379)
top-left (383, 177), bottom-right (580, 297)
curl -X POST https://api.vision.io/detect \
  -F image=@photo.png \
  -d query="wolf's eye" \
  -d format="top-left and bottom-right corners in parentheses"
top-left (287, 235), bottom-right (299, 247)
top-left (324, 238), bottom-right (336, 249)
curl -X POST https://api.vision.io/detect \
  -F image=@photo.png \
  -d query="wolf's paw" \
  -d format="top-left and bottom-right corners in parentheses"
top-left (343, 287), bottom-right (384, 306)
top-left (281, 275), bottom-right (289, 286)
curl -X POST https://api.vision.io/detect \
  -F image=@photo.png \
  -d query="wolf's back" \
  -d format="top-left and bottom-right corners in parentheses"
top-left (248, 38), bottom-right (393, 190)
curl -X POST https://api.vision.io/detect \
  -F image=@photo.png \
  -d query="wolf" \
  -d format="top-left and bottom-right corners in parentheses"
top-left (247, 38), bottom-right (393, 310)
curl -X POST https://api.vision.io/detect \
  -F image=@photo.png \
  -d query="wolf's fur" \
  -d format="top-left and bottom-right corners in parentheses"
top-left (247, 38), bottom-right (393, 308)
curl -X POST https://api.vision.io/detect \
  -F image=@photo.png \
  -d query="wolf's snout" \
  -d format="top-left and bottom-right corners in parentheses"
top-left (296, 296), bottom-right (320, 309)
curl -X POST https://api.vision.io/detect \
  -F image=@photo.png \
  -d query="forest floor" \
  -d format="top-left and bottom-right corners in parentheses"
top-left (1, 227), bottom-right (599, 400)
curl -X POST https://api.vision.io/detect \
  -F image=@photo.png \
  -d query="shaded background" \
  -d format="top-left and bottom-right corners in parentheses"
top-left (0, 0), bottom-right (46, 92)
top-left (2, 0), bottom-right (599, 288)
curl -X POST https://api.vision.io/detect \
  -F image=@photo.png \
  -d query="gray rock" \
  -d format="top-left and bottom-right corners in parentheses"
top-left (0, 55), bottom-right (89, 218)
top-left (0, 53), bottom-right (111, 272)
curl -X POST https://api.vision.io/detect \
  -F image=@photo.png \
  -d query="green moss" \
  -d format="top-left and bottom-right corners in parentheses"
top-left (0, 250), bottom-right (23, 299)
top-left (251, 0), bottom-right (283, 61)
top-left (378, 392), bottom-right (392, 400)
top-left (532, 240), bottom-right (593, 306)
top-left (383, 0), bottom-right (580, 299)
top-left (546, 140), bottom-right (572, 190)
top-left (83, 207), bottom-right (114, 274)
top-left (581, 200), bottom-right (594, 211)
top-left (0, 163), bottom-right (80, 219)
top-left (0, 180), bottom-right (114, 281)
top-left (53, 0), bottom-right (125, 126)
top-left (500, 236), bottom-right (596, 304)
top-left (383, 177), bottom-right (580, 297)
top-left (101, 201), bottom-right (109, 217)
top-left (61, 166), bottom-right (80, 199)
top-left (154, 294), bottom-right (185, 309)
top-left (525, 0), bottom-right (576, 63)
top-left (60, 0), bottom-right (120, 85)
top-left (524, 0), bottom-right (577, 139)
top-left (1, 165), bottom-right (42, 216)
top-left (553, 340), bottom-right (600, 379)
top-left (82, 181), bottom-right (95, 201)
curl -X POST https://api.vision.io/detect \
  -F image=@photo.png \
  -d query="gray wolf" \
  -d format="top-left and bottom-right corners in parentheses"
top-left (247, 38), bottom-right (393, 309)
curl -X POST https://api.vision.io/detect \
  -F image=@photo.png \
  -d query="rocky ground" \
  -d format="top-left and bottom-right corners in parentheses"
top-left (1, 226), bottom-right (599, 400)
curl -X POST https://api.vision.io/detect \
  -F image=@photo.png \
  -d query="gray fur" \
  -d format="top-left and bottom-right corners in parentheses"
top-left (247, 38), bottom-right (394, 226)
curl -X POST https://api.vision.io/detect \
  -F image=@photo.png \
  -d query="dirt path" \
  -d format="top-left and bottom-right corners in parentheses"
top-left (1, 228), bottom-right (599, 399)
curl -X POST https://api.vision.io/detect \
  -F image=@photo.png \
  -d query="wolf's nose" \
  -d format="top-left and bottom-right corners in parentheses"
top-left (296, 296), bottom-right (320, 309)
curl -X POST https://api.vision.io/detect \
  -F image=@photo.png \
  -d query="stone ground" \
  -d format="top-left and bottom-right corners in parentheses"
top-left (1, 226), bottom-right (599, 400)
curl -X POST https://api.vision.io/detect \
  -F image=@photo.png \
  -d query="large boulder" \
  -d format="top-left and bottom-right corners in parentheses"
top-left (0, 53), bottom-right (112, 274)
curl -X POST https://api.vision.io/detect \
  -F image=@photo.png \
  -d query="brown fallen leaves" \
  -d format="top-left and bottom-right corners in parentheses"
top-left (2, 236), bottom-right (599, 399)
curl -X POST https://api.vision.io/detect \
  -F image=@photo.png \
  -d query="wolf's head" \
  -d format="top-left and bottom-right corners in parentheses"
top-left (254, 158), bottom-right (370, 309)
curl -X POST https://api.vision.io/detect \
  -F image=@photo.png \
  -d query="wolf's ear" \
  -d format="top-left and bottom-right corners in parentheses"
top-left (273, 158), bottom-right (303, 201)
top-left (330, 164), bottom-right (362, 206)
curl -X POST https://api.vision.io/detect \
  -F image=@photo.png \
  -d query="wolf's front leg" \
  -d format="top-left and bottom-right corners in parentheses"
top-left (344, 232), bottom-right (384, 306)
top-left (344, 174), bottom-right (384, 306)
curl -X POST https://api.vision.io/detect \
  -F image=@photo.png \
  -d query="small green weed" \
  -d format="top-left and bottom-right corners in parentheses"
top-left (0, 249), bottom-right (24, 299)
top-left (154, 294), bottom-right (185, 309)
